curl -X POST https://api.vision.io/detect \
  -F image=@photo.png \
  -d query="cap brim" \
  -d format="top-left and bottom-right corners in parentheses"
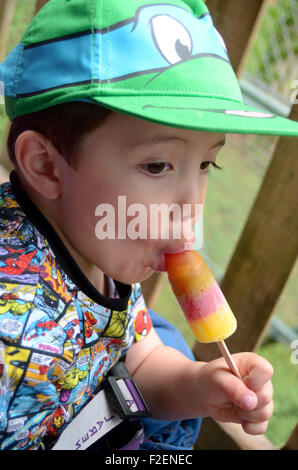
top-left (94, 95), bottom-right (298, 136)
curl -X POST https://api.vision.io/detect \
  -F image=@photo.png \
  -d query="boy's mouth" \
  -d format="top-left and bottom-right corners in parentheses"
top-left (153, 254), bottom-right (166, 272)
top-left (152, 241), bottom-right (195, 272)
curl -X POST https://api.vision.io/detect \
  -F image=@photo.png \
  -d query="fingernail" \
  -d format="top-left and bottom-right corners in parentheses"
top-left (242, 395), bottom-right (256, 410)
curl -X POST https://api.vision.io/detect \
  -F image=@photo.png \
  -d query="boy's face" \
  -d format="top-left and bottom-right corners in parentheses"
top-left (57, 111), bottom-right (225, 284)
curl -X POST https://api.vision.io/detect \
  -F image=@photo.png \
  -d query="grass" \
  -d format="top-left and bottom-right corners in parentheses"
top-left (155, 279), bottom-right (298, 449)
top-left (256, 340), bottom-right (298, 447)
top-left (0, 0), bottom-right (36, 147)
top-left (154, 134), bottom-right (298, 448)
top-left (202, 134), bottom-right (297, 328)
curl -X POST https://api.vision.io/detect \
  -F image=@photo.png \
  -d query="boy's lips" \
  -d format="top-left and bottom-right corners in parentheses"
top-left (152, 241), bottom-right (195, 272)
top-left (153, 254), bottom-right (166, 272)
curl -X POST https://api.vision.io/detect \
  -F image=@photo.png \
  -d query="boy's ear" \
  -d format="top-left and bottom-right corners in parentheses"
top-left (14, 130), bottom-right (61, 199)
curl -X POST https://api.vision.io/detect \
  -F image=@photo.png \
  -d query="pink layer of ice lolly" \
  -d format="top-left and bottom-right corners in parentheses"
top-left (177, 282), bottom-right (226, 321)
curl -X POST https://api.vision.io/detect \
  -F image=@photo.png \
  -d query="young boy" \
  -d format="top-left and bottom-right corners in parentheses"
top-left (0, 0), bottom-right (297, 451)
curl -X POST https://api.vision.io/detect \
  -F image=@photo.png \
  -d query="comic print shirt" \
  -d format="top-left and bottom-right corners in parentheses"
top-left (0, 171), bottom-right (152, 450)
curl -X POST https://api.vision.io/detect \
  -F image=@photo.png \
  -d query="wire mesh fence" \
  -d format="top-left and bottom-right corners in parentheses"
top-left (246, 0), bottom-right (298, 101)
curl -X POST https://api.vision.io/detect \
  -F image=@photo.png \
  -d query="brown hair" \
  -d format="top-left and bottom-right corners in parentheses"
top-left (7, 101), bottom-right (111, 169)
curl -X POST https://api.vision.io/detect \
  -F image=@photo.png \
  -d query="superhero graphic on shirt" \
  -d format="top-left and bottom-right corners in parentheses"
top-left (0, 180), bottom-right (152, 450)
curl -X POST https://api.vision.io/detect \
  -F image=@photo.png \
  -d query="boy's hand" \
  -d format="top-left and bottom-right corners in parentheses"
top-left (197, 352), bottom-right (274, 435)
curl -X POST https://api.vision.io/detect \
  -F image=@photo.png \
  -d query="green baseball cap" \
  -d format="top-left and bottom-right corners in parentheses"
top-left (1, 0), bottom-right (298, 136)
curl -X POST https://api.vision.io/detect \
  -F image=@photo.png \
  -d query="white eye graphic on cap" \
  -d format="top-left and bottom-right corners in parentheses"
top-left (225, 110), bottom-right (273, 118)
top-left (151, 15), bottom-right (193, 64)
top-left (215, 30), bottom-right (227, 52)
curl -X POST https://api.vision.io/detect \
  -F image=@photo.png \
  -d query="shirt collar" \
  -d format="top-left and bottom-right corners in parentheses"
top-left (9, 170), bottom-right (132, 311)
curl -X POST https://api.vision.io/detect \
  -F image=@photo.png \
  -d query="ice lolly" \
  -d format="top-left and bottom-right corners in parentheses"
top-left (165, 250), bottom-right (241, 378)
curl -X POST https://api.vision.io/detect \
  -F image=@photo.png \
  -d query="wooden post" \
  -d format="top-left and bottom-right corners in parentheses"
top-left (141, 273), bottom-right (166, 310)
top-left (0, 0), bottom-right (17, 171)
top-left (282, 423), bottom-right (298, 450)
top-left (0, 162), bottom-right (9, 183)
top-left (34, 0), bottom-right (50, 15)
top-left (142, 1), bottom-right (270, 307)
top-left (0, 0), bottom-right (51, 171)
top-left (206, 0), bottom-right (270, 77)
top-left (194, 105), bottom-right (298, 362)
top-left (0, 0), bottom-right (17, 61)
top-left (0, 125), bottom-right (13, 172)
top-left (195, 419), bottom-right (276, 450)
top-left (194, 106), bottom-right (298, 448)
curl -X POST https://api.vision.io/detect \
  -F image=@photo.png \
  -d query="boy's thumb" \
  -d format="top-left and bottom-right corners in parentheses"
top-left (224, 376), bottom-right (258, 410)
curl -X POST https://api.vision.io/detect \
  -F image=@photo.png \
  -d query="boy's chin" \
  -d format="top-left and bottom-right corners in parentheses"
top-left (113, 266), bottom-right (157, 285)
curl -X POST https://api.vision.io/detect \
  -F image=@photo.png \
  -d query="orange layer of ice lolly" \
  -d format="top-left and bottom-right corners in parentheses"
top-left (165, 250), bottom-right (237, 343)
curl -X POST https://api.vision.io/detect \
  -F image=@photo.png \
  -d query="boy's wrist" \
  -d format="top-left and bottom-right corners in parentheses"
top-left (184, 359), bottom-right (210, 417)
top-left (159, 353), bottom-right (210, 420)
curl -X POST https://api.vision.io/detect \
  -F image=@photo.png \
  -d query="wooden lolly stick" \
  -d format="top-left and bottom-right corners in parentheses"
top-left (217, 340), bottom-right (242, 380)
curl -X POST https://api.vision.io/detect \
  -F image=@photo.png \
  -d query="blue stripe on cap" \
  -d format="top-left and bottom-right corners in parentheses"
top-left (0, 44), bottom-right (24, 97)
top-left (20, 34), bottom-right (93, 95)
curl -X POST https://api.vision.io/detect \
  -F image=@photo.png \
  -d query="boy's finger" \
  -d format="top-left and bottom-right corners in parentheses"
top-left (241, 420), bottom-right (269, 436)
top-left (253, 381), bottom-right (273, 409)
top-left (243, 356), bottom-right (274, 391)
top-left (222, 375), bottom-right (258, 411)
top-left (239, 400), bottom-right (274, 424)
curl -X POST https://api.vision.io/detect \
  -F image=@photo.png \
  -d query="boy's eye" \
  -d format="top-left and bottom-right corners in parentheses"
top-left (140, 162), bottom-right (171, 175)
top-left (200, 161), bottom-right (222, 172)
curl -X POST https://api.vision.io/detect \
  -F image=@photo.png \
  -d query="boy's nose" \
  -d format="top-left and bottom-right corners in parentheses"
top-left (168, 210), bottom-right (198, 248)
top-left (179, 174), bottom-right (206, 208)
top-left (168, 176), bottom-right (204, 249)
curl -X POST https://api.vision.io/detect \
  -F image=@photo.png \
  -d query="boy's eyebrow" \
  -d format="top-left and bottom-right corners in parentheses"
top-left (127, 134), bottom-right (188, 148)
top-left (210, 138), bottom-right (226, 150)
top-left (127, 135), bottom-right (226, 149)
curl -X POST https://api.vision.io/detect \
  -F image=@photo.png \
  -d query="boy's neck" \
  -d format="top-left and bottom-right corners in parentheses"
top-left (14, 172), bottom-right (108, 298)
top-left (49, 225), bottom-right (109, 297)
